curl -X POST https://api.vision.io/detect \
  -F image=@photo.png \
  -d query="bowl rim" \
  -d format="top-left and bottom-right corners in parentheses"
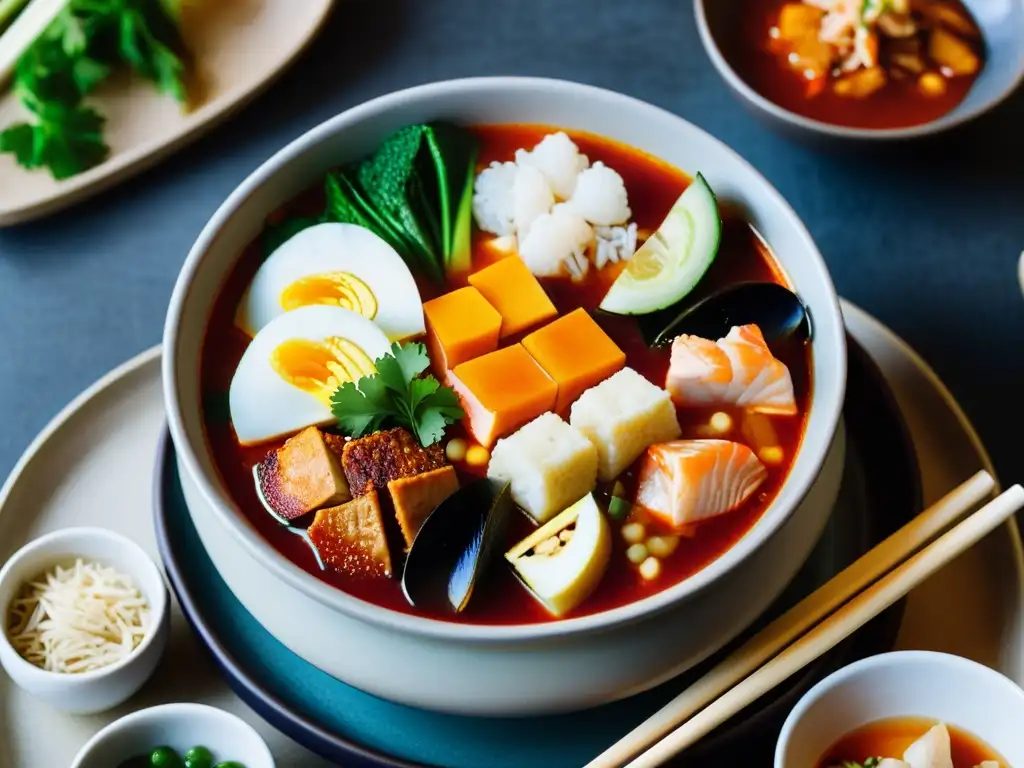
top-left (162, 75), bottom-right (847, 643)
top-left (0, 525), bottom-right (169, 683)
top-left (774, 650), bottom-right (1024, 764)
top-left (69, 701), bottom-right (275, 768)
top-left (693, 0), bottom-right (1024, 141)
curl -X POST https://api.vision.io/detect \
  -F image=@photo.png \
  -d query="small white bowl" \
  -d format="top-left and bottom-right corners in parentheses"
top-left (70, 703), bottom-right (276, 768)
top-left (776, 651), bottom-right (1024, 767)
top-left (0, 526), bottom-right (170, 715)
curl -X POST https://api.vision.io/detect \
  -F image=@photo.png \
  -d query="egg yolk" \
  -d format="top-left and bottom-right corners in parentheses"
top-left (270, 337), bottom-right (375, 404)
top-left (280, 272), bottom-right (378, 320)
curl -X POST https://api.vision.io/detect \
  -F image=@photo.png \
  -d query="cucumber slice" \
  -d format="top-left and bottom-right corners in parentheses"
top-left (599, 173), bottom-right (722, 316)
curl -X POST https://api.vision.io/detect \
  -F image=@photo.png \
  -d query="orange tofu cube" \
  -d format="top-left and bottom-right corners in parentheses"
top-left (449, 344), bottom-right (557, 448)
top-left (522, 308), bottom-right (627, 413)
top-left (423, 287), bottom-right (502, 377)
top-left (468, 256), bottom-right (558, 339)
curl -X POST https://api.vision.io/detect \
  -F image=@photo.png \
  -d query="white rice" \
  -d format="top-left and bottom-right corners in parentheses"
top-left (518, 205), bottom-right (593, 278)
top-left (472, 161), bottom-right (518, 236)
top-left (593, 223), bottom-right (638, 269)
top-left (564, 161), bottom-right (632, 226)
top-left (514, 132), bottom-right (590, 200)
top-left (511, 164), bottom-right (555, 238)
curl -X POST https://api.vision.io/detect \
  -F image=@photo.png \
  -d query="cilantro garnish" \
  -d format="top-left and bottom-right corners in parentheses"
top-left (828, 758), bottom-right (883, 768)
top-left (330, 342), bottom-right (464, 447)
top-left (0, 0), bottom-right (189, 181)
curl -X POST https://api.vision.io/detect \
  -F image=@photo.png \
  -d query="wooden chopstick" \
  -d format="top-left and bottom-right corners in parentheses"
top-left (622, 482), bottom-right (1024, 768)
top-left (586, 470), bottom-right (998, 768)
top-left (0, 0), bottom-right (70, 89)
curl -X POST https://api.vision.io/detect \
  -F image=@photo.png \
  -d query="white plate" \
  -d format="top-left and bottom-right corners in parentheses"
top-left (0, 301), bottom-right (1020, 767)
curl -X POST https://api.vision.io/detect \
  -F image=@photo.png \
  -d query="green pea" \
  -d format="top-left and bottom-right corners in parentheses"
top-left (149, 746), bottom-right (183, 768)
top-left (183, 746), bottom-right (215, 768)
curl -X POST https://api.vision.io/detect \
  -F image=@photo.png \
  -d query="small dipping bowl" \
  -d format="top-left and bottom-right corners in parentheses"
top-left (70, 703), bottom-right (276, 768)
top-left (0, 526), bottom-right (170, 715)
top-left (694, 0), bottom-right (1024, 143)
top-left (775, 651), bottom-right (1024, 767)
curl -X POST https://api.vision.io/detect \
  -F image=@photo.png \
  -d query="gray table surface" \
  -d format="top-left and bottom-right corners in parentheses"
top-left (0, 0), bottom-right (1021, 492)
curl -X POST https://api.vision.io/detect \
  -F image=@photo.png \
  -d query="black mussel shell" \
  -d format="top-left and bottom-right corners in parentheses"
top-left (642, 282), bottom-right (811, 348)
top-left (402, 478), bottom-right (513, 613)
top-left (252, 464), bottom-right (326, 571)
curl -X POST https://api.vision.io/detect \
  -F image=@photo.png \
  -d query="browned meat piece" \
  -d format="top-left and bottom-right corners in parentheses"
top-left (341, 427), bottom-right (445, 496)
top-left (256, 427), bottom-right (350, 521)
top-left (308, 490), bottom-right (393, 578)
top-left (388, 466), bottom-right (460, 548)
top-left (322, 431), bottom-right (348, 459)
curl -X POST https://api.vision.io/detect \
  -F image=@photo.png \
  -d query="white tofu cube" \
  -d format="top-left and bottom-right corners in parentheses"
top-left (487, 412), bottom-right (598, 523)
top-left (570, 367), bottom-right (681, 481)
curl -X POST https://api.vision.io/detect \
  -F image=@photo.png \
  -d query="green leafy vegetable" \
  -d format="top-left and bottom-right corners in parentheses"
top-left (0, 0), bottom-right (190, 180)
top-left (320, 122), bottom-right (480, 284)
top-left (827, 758), bottom-right (882, 768)
top-left (330, 342), bottom-right (464, 447)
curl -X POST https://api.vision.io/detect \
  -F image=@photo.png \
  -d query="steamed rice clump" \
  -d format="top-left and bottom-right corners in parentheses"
top-left (519, 205), bottom-right (593, 278)
top-left (471, 131), bottom-right (639, 279)
top-left (564, 162), bottom-right (631, 226)
top-left (514, 132), bottom-right (590, 200)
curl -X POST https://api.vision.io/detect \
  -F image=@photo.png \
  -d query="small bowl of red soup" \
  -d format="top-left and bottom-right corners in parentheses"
top-left (163, 77), bottom-right (849, 716)
top-left (776, 651), bottom-right (1024, 768)
top-left (695, 0), bottom-right (1024, 140)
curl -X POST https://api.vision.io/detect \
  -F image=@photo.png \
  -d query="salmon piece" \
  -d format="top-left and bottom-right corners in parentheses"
top-left (388, 465), bottom-right (460, 548)
top-left (308, 490), bottom-right (393, 578)
top-left (635, 440), bottom-right (767, 530)
top-left (666, 324), bottom-right (797, 415)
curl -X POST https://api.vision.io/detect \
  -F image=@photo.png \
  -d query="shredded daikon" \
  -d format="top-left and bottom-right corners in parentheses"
top-left (5, 558), bottom-right (150, 674)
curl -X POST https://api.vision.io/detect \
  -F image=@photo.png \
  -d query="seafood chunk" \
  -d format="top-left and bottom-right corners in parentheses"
top-left (487, 412), bottom-right (598, 524)
top-left (903, 723), bottom-right (954, 768)
top-left (255, 426), bottom-right (350, 521)
top-left (636, 440), bottom-right (767, 529)
top-left (341, 427), bottom-right (446, 496)
top-left (308, 490), bottom-right (393, 578)
top-left (666, 324), bottom-right (797, 415)
top-left (388, 466), bottom-right (460, 548)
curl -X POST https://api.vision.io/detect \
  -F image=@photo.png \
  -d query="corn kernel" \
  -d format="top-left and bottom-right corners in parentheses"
top-left (647, 535), bottom-right (680, 559)
top-left (622, 522), bottom-right (646, 545)
top-left (709, 412), bottom-right (732, 434)
top-left (919, 72), bottom-right (947, 97)
top-left (445, 438), bottom-right (468, 463)
top-left (466, 445), bottom-right (491, 467)
top-left (639, 557), bottom-right (661, 581)
top-left (759, 446), bottom-right (785, 465)
top-left (626, 543), bottom-right (649, 564)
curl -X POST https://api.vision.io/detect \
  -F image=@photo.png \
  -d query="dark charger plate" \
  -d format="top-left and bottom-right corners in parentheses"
top-left (153, 335), bottom-right (921, 768)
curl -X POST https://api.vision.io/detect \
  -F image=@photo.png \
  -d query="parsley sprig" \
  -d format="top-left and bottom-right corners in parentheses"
top-left (330, 342), bottom-right (464, 448)
top-left (0, 0), bottom-right (189, 180)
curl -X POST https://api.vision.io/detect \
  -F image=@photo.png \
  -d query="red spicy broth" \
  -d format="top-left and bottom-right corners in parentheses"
top-left (817, 718), bottom-right (1008, 767)
top-left (199, 124), bottom-right (812, 625)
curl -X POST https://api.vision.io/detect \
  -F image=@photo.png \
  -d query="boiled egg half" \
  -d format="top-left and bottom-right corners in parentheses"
top-left (236, 223), bottom-right (425, 342)
top-left (229, 305), bottom-right (391, 445)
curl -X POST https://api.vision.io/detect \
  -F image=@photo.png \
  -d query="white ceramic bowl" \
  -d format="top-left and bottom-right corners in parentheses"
top-left (776, 651), bottom-right (1024, 767)
top-left (163, 77), bottom-right (848, 715)
top-left (695, 0), bottom-right (1024, 142)
top-left (0, 527), bottom-right (170, 715)
top-left (71, 703), bottom-right (276, 768)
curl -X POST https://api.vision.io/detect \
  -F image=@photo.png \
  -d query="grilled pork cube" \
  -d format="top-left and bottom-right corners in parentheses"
top-left (255, 426), bottom-right (350, 521)
top-left (341, 428), bottom-right (446, 496)
top-left (388, 465), bottom-right (460, 548)
top-left (308, 489), bottom-right (393, 578)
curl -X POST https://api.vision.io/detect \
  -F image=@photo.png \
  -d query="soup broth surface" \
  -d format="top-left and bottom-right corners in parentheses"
top-left (817, 717), bottom-right (1008, 767)
top-left (200, 125), bottom-right (812, 625)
